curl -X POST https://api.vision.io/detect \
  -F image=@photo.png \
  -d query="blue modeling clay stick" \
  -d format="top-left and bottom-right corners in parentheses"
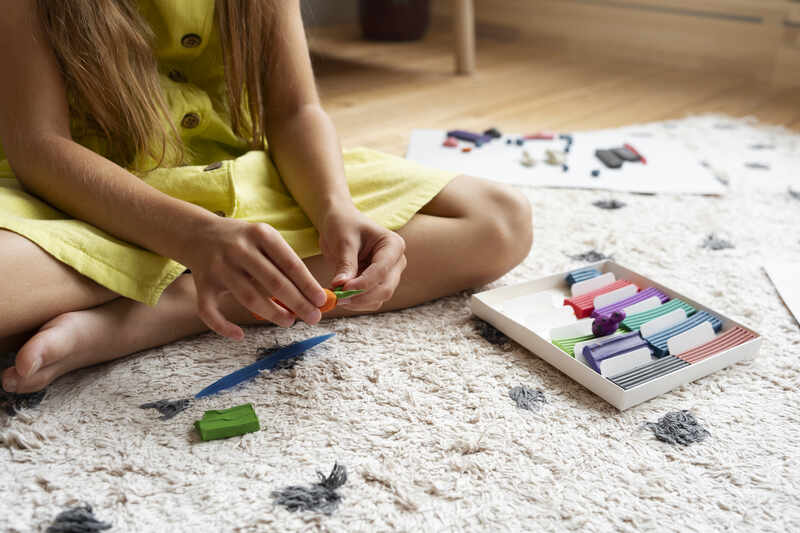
top-left (194, 333), bottom-right (335, 399)
top-left (140, 333), bottom-right (336, 420)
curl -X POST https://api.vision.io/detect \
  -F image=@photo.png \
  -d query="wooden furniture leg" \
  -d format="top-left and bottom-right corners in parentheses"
top-left (454, 0), bottom-right (476, 74)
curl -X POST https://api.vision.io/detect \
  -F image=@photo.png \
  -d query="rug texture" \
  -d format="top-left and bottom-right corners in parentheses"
top-left (2, 115), bottom-right (799, 532)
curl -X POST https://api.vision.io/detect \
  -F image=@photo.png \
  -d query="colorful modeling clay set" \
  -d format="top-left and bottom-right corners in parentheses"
top-left (553, 266), bottom-right (754, 388)
top-left (469, 261), bottom-right (761, 409)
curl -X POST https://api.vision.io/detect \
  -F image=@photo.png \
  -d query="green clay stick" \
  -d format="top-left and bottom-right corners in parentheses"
top-left (331, 289), bottom-right (364, 300)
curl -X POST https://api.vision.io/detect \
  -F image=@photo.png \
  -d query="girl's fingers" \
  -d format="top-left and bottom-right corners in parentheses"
top-left (225, 268), bottom-right (298, 328)
top-left (253, 224), bottom-right (327, 308)
top-left (239, 248), bottom-right (321, 324)
top-left (346, 235), bottom-right (406, 292)
top-left (250, 297), bottom-right (297, 327)
top-left (197, 291), bottom-right (245, 340)
top-left (344, 253), bottom-right (406, 310)
top-left (330, 238), bottom-right (360, 288)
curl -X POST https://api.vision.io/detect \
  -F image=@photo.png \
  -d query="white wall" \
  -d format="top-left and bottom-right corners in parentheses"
top-left (302, 0), bottom-right (358, 26)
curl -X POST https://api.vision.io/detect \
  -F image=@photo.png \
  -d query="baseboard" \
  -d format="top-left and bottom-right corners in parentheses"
top-left (433, 0), bottom-right (800, 87)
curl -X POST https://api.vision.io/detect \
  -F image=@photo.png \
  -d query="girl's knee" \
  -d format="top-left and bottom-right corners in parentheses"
top-left (469, 183), bottom-right (533, 285)
top-left (485, 184), bottom-right (533, 257)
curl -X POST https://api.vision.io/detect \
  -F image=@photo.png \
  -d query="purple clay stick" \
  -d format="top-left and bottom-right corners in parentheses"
top-left (591, 287), bottom-right (669, 318)
top-left (447, 130), bottom-right (493, 145)
top-left (592, 311), bottom-right (626, 337)
top-left (583, 331), bottom-right (648, 373)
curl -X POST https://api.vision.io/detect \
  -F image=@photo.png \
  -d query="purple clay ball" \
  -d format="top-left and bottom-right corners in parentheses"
top-left (592, 310), bottom-right (626, 337)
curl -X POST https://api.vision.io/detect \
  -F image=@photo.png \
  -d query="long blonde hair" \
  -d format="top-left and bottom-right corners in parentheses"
top-left (36, 0), bottom-right (275, 168)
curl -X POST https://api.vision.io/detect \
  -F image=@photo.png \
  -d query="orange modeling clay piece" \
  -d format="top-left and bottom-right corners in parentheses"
top-left (252, 288), bottom-right (363, 321)
top-left (318, 289), bottom-right (338, 313)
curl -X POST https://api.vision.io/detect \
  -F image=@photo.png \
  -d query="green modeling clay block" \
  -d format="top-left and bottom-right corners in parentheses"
top-left (552, 329), bottom-right (624, 356)
top-left (194, 403), bottom-right (260, 441)
top-left (621, 299), bottom-right (696, 332)
top-left (553, 334), bottom-right (595, 356)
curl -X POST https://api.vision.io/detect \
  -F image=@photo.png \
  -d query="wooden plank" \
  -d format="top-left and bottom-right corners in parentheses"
top-left (668, 82), bottom-right (780, 119)
top-left (772, 27), bottom-right (800, 88)
top-left (431, 0), bottom-right (789, 84)
top-left (309, 24), bottom-right (800, 155)
top-left (742, 87), bottom-right (800, 126)
top-left (324, 56), bottom-right (655, 149)
top-left (558, 70), bottom-right (748, 129)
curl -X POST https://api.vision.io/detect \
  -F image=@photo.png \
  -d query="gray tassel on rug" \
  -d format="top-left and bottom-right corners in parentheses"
top-left (2, 389), bottom-right (46, 417)
top-left (271, 463), bottom-right (347, 515)
top-left (0, 352), bottom-right (47, 417)
top-left (509, 386), bottom-right (547, 411)
top-left (567, 250), bottom-right (611, 262)
top-left (139, 398), bottom-right (192, 420)
top-left (645, 410), bottom-right (710, 446)
top-left (700, 233), bottom-right (734, 250)
top-left (593, 199), bottom-right (626, 210)
top-left (46, 504), bottom-right (111, 532)
top-left (472, 317), bottom-right (509, 345)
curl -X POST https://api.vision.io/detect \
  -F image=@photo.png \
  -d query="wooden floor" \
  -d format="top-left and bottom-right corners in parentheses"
top-left (308, 24), bottom-right (800, 156)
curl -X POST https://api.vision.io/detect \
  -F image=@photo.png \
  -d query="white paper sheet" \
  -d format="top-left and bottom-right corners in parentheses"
top-left (764, 262), bottom-right (800, 327)
top-left (406, 127), bottom-right (726, 195)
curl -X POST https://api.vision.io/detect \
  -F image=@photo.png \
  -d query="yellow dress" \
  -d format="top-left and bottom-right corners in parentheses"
top-left (0, 0), bottom-right (456, 306)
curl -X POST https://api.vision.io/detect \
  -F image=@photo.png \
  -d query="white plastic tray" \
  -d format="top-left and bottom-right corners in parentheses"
top-left (469, 261), bottom-right (762, 410)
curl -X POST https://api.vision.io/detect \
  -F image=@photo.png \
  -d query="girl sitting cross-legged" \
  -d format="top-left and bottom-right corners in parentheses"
top-left (0, 0), bottom-right (532, 394)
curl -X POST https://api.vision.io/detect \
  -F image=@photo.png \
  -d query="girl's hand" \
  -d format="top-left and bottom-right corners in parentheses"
top-left (319, 208), bottom-right (407, 311)
top-left (181, 217), bottom-right (328, 339)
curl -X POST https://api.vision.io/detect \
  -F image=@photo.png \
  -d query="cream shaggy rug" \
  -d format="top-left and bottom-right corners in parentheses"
top-left (2, 115), bottom-right (799, 532)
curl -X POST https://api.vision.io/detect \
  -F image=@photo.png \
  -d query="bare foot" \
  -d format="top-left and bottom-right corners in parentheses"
top-left (0, 275), bottom-right (268, 395)
top-left (1, 310), bottom-right (120, 394)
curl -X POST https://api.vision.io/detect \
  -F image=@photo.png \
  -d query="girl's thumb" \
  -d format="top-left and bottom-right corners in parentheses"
top-left (331, 255), bottom-right (357, 287)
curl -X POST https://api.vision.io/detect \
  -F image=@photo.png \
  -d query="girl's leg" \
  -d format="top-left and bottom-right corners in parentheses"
top-left (2, 176), bottom-right (532, 394)
top-left (0, 229), bottom-right (119, 339)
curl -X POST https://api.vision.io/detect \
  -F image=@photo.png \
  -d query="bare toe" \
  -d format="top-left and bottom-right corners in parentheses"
top-left (6, 364), bottom-right (58, 395)
top-left (2, 366), bottom-right (21, 393)
top-left (9, 314), bottom-right (80, 394)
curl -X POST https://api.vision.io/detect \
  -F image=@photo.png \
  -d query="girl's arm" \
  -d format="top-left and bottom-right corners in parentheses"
top-left (263, 3), bottom-right (355, 228)
top-left (265, 2), bottom-right (407, 310)
top-left (0, 1), bottom-right (210, 264)
top-left (0, 0), bottom-right (326, 336)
